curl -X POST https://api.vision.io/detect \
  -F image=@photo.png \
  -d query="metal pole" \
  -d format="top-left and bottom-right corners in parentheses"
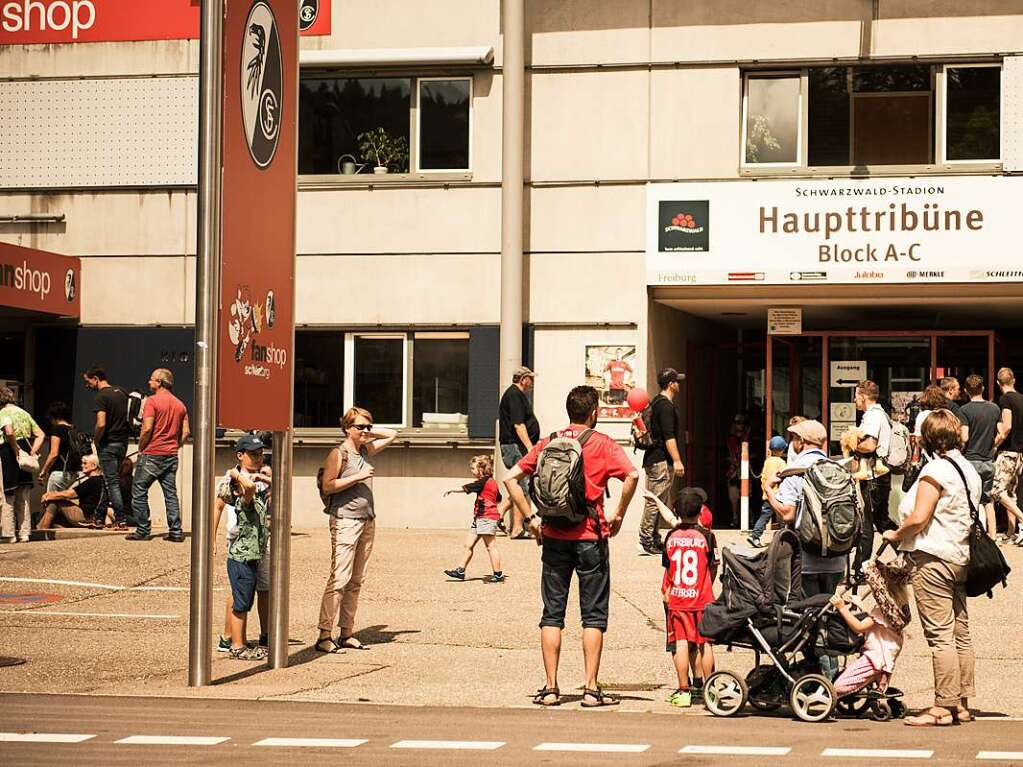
top-left (268, 430), bottom-right (293, 668)
top-left (189, 0), bottom-right (225, 688)
top-left (499, 0), bottom-right (525, 385)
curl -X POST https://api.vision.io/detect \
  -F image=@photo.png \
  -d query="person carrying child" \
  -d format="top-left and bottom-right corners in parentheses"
top-left (443, 454), bottom-right (508, 583)
top-left (827, 571), bottom-right (908, 698)
top-left (749, 435), bottom-right (787, 548)
top-left (217, 434), bottom-right (273, 661)
top-left (644, 487), bottom-right (717, 707)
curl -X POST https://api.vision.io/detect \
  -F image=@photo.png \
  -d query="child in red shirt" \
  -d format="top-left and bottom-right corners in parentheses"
top-left (645, 487), bottom-right (717, 707)
top-left (443, 455), bottom-right (509, 583)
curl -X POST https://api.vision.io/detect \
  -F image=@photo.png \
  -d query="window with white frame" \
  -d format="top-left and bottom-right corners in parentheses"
top-left (741, 63), bottom-right (1002, 169)
top-left (298, 75), bottom-right (472, 175)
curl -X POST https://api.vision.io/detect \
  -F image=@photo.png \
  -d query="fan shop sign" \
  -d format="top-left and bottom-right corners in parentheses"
top-left (0, 0), bottom-right (330, 45)
top-left (647, 176), bottom-right (1023, 286)
top-left (0, 241), bottom-right (80, 317)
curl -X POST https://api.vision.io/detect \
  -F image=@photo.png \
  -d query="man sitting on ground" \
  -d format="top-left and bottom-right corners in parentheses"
top-left (38, 455), bottom-right (107, 534)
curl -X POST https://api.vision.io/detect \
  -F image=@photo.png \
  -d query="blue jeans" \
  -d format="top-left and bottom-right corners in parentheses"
top-left (133, 454), bottom-right (181, 537)
top-left (752, 502), bottom-right (774, 538)
top-left (97, 441), bottom-right (127, 524)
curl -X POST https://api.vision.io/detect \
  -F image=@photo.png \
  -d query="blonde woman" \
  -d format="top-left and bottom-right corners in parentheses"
top-left (315, 407), bottom-right (396, 653)
top-left (0, 385), bottom-right (44, 543)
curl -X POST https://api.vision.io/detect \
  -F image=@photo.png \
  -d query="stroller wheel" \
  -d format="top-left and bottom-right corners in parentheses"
top-left (870, 700), bottom-right (893, 722)
top-left (704, 671), bottom-right (748, 717)
top-left (789, 674), bottom-right (837, 723)
top-left (836, 695), bottom-right (870, 717)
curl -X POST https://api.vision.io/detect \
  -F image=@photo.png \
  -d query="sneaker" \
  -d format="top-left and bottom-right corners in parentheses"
top-left (216, 635), bottom-right (231, 653)
top-left (444, 568), bottom-right (466, 580)
top-left (668, 689), bottom-right (692, 708)
top-left (747, 534), bottom-right (761, 548)
top-left (487, 573), bottom-right (506, 583)
top-left (229, 645), bottom-right (268, 661)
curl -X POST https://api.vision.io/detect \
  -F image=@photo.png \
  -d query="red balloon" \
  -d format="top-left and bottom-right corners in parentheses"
top-left (627, 387), bottom-right (650, 412)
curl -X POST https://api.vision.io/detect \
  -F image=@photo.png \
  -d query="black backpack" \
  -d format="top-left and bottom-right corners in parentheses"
top-left (632, 394), bottom-right (664, 451)
top-left (64, 425), bottom-right (93, 471)
top-left (944, 457), bottom-right (1011, 598)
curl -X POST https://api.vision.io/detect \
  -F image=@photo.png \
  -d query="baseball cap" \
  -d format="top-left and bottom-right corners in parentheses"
top-left (657, 367), bottom-right (686, 388)
top-left (676, 487), bottom-right (708, 518)
top-left (234, 434), bottom-right (264, 453)
top-left (769, 435), bottom-right (788, 451)
top-left (512, 366), bottom-right (535, 381)
top-left (787, 419), bottom-right (827, 444)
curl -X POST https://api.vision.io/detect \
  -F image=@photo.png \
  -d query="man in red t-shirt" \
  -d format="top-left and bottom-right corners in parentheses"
top-left (603, 351), bottom-right (633, 405)
top-left (129, 368), bottom-right (190, 542)
top-left (505, 385), bottom-right (639, 708)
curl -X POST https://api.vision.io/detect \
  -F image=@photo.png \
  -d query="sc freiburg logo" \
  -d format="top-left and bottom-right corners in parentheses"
top-left (299, 0), bottom-right (319, 30)
top-left (241, 1), bottom-right (283, 169)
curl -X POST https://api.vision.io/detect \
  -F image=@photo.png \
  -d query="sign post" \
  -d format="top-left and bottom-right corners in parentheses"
top-left (190, 0), bottom-right (298, 684)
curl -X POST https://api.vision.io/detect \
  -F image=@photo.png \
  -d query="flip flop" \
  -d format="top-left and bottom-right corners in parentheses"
top-left (904, 711), bottom-right (954, 727)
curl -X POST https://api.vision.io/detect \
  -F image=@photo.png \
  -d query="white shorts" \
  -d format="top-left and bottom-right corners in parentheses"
top-left (472, 518), bottom-right (500, 536)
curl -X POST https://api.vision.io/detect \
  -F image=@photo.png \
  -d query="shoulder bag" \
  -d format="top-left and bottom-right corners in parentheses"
top-left (943, 457), bottom-right (1011, 598)
top-left (317, 445), bottom-right (349, 515)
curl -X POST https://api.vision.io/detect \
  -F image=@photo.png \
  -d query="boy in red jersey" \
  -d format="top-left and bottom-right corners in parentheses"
top-left (443, 455), bottom-right (508, 583)
top-left (648, 488), bottom-right (717, 707)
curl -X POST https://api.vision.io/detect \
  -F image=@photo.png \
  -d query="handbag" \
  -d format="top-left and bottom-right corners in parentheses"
top-left (16, 450), bottom-right (39, 473)
top-left (944, 457), bottom-right (1011, 598)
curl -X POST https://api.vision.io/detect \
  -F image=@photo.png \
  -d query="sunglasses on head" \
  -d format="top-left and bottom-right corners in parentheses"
top-left (352, 424), bottom-right (373, 432)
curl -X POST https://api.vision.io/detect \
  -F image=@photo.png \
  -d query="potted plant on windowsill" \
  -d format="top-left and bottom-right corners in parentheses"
top-left (357, 127), bottom-right (409, 175)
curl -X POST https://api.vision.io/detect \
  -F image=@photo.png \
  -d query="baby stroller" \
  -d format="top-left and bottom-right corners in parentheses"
top-left (698, 530), bottom-right (866, 722)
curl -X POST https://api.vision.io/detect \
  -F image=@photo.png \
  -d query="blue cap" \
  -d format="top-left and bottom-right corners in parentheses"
top-left (769, 436), bottom-right (788, 451)
top-left (234, 434), bottom-right (264, 453)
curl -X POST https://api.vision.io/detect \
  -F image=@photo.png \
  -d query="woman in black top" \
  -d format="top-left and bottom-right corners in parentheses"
top-left (39, 401), bottom-right (81, 494)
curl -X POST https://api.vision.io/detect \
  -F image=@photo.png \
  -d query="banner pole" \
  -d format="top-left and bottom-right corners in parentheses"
top-left (189, 0), bottom-right (225, 688)
top-left (269, 429), bottom-right (293, 668)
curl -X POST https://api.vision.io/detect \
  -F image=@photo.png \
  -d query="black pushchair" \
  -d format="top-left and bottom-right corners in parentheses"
top-left (698, 530), bottom-right (866, 722)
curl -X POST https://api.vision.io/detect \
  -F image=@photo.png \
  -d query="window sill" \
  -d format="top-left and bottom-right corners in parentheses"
top-left (739, 162), bottom-right (1003, 179)
top-left (299, 171), bottom-right (473, 190)
top-left (216, 428), bottom-right (488, 449)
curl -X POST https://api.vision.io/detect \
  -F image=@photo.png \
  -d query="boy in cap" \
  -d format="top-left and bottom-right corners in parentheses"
top-left (749, 435), bottom-right (788, 548)
top-left (218, 434), bottom-right (273, 660)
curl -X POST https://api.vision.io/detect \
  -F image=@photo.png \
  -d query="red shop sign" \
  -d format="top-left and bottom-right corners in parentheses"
top-left (0, 0), bottom-right (330, 45)
top-left (0, 241), bottom-right (80, 318)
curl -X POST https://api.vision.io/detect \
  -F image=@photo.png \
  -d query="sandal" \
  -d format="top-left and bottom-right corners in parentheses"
top-left (581, 687), bottom-right (620, 708)
top-left (532, 687), bottom-right (561, 706)
top-left (315, 637), bottom-right (343, 654)
top-left (904, 709), bottom-right (954, 727)
top-left (338, 636), bottom-right (369, 650)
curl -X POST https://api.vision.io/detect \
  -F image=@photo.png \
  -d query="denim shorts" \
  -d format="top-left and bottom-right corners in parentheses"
top-left (227, 558), bottom-right (259, 613)
top-left (540, 537), bottom-right (610, 631)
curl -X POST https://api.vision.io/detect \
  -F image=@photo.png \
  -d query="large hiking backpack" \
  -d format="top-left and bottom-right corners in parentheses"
top-left (882, 412), bottom-right (912, 475)
top-left (64, 425), bottom-right (93, 471)
top-left (631, 395), bottom-right (663, 451)
top-left (529, 429), bottom-right (594, 526)
top-left (796, 459), bottom-right (861, 557)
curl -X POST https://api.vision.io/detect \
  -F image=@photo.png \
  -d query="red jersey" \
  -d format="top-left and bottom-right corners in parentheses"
top-left (604, 359), bottom-right (632, 389)
top-left (517, 425), bottom-right (636, 541)
top-left (141, 389), bottom-right (187, 456)
top-left (462, 477), bottom-right (501, 521)
top-left (661, 524), bottom-right (717, 611)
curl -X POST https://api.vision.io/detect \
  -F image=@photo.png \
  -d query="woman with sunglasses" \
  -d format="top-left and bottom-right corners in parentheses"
top-left (316, 406), bottom-right (396, 653)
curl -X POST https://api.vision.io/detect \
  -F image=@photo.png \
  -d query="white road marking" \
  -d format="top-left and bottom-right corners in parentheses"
top-left (822, 748), bottom-right (933, 759)
top-left (0, 576), bottom-right (220, 592)
top-left (116, 735), bottom-right (229, 746)
top-left (0, 610), bottom-right (180, 619)
top-left (0, 732), bottom-right (95, 743)
top-left (681, 745), bottom-right (792, 756)
top-left (254, 737), bottom-right (367, 748)
top-left (390, 740), bottom-right (505, 750)
top-left (536, 743), bottom-right (650, 753)
top-left (978, 752), bottom-right (1023, 761)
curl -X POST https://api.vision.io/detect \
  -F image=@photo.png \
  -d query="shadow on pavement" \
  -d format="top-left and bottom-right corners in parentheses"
top-left (355, 624), bottom-right (421, 645)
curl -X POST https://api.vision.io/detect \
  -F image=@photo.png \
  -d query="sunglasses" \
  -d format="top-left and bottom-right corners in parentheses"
top-left (352, 424), bottom-right (373, 432)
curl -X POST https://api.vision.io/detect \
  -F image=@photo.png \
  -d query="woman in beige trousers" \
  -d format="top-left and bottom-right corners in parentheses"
top-left (315, 406), bottom-right (396, 653)
top-left (884, 409), bottom-right (979, 727)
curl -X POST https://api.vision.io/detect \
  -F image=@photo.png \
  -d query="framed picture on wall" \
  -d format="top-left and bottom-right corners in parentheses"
top-left (584, 344), bottom-right (638, 420)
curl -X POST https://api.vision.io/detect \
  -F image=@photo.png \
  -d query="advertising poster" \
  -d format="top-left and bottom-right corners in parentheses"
top-left (585, 345), bottom-right (637, 420)
top-left (217, 0), bottom-right (296, 431)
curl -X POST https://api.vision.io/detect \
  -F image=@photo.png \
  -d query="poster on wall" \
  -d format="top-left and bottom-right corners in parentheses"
top-left (585, 345), bottom-right (637, 420)
top-left (890, 391), bottom-right (921, 425)
top-left (217, 0), bottom-right (296, 431)
top-left (647, 176), bottom-right (1023, 286)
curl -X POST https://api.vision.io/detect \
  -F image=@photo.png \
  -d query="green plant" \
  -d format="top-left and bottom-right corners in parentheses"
top-left (357, 127), bottom-right (409, 172)
top-left (745, 113), bottom-right (782, 163)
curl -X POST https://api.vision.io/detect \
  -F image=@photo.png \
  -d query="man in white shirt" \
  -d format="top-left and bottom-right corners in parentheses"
top-left (853, 380), bottom-right (896, 577)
